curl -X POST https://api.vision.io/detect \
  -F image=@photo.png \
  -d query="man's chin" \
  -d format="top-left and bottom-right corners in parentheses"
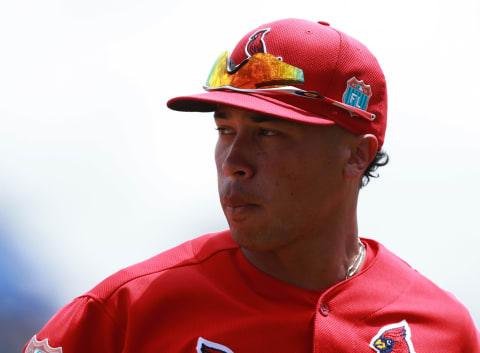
top-left (229, 227), bottom-right (290, 252)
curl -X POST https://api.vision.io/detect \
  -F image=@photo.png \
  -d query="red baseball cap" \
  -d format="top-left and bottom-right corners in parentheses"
top-left (167, 18), bottom-right (387, 148)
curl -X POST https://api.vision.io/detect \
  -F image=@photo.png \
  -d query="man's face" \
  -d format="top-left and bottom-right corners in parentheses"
top-left (214, 105), bottom-right (353, 251)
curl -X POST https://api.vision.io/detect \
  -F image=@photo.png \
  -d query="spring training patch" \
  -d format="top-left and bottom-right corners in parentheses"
top-left (196, 337), bottom-right (234, 353)
top-left (342, 77), bottom-right (372, 112)
top-left (24, 335), bottom-right (63, 353)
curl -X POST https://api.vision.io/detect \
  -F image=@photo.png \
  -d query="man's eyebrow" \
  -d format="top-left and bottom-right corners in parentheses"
top-left (213, 111), bottom-right (227, 119)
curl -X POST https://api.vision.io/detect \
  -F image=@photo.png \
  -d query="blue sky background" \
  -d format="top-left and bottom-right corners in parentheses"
top-left (1, 0), bottom-right (479, 350)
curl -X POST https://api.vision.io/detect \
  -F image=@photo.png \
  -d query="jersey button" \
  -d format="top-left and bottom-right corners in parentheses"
top-left (319, 302), bottom-right (330, 316)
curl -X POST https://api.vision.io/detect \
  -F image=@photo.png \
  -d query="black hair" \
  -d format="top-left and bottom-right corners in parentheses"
top-left (361, 150), bottom-right (389, 188)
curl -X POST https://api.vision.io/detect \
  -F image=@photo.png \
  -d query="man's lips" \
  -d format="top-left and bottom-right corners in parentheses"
top-left (223, 203), bottom-right (258, 218)
top-left (222, 196), bottom-right (260, 219)
top-left (223, 198), bottom-right (255, 208)
top-left (221, 191), bottom-right (259, 206)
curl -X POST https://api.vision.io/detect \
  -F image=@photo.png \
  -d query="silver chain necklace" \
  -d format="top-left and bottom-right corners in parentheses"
top-left (345, 241), bottom-right (366, 280)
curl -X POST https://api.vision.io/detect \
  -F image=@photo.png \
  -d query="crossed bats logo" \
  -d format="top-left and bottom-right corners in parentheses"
top-left (370, 320), bottom-right (416, 353)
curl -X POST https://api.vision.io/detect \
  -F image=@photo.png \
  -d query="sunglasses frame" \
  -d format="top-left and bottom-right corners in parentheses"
top-left (203, 85), bottom-right (376, 122)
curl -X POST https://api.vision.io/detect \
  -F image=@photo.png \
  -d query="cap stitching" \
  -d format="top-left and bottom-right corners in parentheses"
top-left (327, 28), bottom-right (343, 97)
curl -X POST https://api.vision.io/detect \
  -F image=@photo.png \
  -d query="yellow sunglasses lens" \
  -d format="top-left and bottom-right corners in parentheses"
top-left (205, 51), bottom-right (304, 89)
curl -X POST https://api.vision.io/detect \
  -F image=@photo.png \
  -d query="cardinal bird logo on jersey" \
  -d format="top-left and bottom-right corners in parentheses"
top-left (196, 337), bottom-right (234, 353)
top-left (245, 28), bottom-right (270, 57)
top-left (370, 321), bottom-right (416, 353)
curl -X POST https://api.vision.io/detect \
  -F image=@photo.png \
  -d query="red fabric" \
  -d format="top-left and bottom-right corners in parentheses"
top-left (25, 231), bottom-right (479, 353)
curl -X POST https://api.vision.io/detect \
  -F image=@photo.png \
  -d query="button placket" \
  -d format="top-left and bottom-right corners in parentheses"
top-left (319, 302), bottom-right (330, 316)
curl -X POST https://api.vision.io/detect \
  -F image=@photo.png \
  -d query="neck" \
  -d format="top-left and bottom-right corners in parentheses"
top-left (241, 195), bottom-right (363, 291)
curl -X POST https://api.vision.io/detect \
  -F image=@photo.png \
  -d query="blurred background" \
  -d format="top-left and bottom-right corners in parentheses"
top-left (1, 0), bottom-right (479, 351)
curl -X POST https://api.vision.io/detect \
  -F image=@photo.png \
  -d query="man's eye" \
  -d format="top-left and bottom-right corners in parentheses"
top-left (260, 129), bottom-right (278, 136)
top-left (215, 127), bottom-right (234, 135)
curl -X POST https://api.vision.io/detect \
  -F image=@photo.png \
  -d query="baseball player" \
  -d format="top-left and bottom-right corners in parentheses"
top-left (24, 18), bottom-right (479, 353)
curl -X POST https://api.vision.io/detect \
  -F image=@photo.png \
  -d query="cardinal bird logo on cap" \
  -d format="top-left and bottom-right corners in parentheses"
top-left (370, 321), bottom-right (416, 353)
top-left (196, 337), bottom-right (234, 353)
top-left (245, 28), bottom-right (270, 57)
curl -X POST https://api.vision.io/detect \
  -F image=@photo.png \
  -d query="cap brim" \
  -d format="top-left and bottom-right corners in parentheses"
top-left (167, 91), bottom-right (336, 126)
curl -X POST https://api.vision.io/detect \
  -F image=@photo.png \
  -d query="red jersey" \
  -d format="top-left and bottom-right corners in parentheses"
top-left (24, 230), bottom-right (479, 353)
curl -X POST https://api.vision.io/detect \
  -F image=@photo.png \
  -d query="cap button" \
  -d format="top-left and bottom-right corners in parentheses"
top-left (317, 21), bottom-right (330, 26)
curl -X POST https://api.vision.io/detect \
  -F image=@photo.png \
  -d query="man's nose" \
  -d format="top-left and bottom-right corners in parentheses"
top-left (218, 135), bottom-right (255, 179)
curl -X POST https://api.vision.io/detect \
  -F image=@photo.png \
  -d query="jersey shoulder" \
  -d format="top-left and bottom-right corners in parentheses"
top-left (86, 230), bottom-right (237, 303)
top-left (367, 239), bottom-right (479, 346)
top-left (23, 231), bottom-right (239, 353)
top-left (371, 239), bottom-right (470, 311)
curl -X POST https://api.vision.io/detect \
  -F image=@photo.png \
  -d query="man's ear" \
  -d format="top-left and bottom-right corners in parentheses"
top-left (343, 134), bottom-right (378, 180)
